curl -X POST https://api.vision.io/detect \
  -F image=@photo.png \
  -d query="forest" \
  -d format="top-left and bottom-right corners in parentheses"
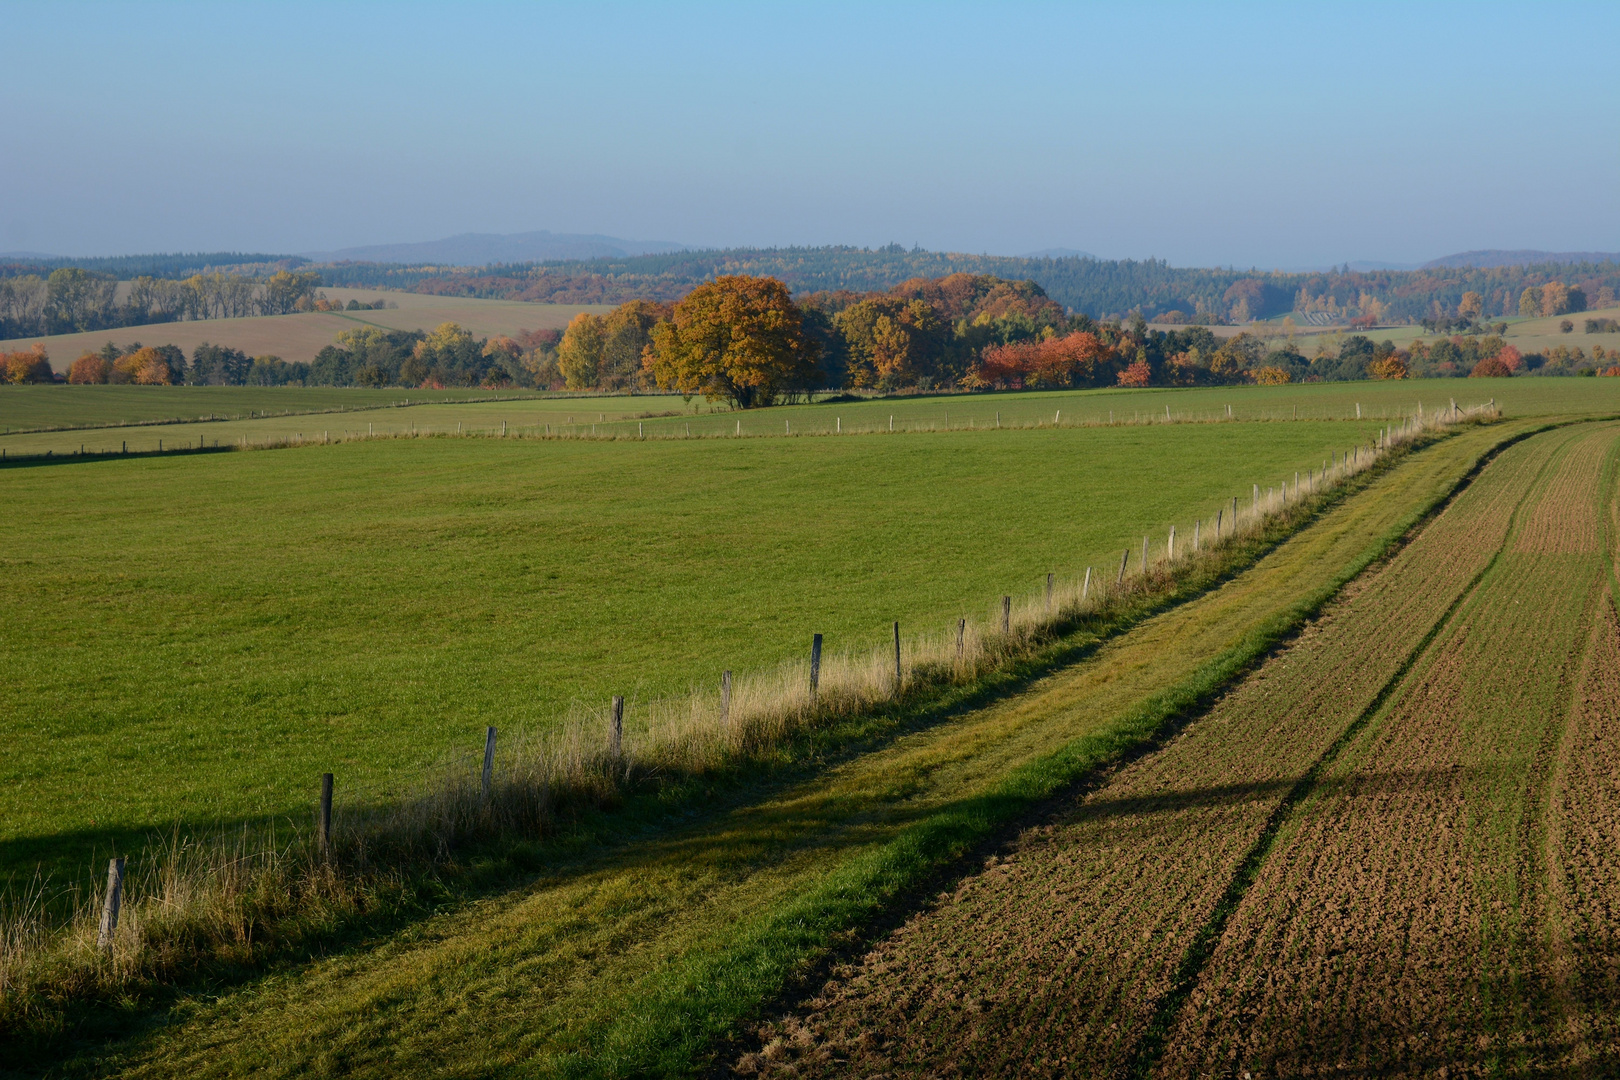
top-left (10, 248), bottom-right (1620, 330)
top-left (310, 247), bottom-right (1620, 324)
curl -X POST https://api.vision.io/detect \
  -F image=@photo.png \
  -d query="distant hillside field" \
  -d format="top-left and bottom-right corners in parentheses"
top-left (0, 292), bottom-right (609, 373)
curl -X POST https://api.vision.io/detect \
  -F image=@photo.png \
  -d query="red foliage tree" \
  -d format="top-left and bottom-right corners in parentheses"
top-left (1470, 356), bottom-right (1513, 378)
top-left (1116, 359), bottom-right (1152, 387)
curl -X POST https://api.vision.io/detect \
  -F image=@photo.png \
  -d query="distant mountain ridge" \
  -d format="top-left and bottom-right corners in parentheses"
top-left (301, 230), bottom-right (687, 266)
top-left (1423, 249), bottom-right (1620, 269)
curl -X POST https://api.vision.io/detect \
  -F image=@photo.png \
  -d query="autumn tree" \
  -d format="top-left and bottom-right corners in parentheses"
top-left (967, 331), bottom-right (1111, 389)
top-left (1519, 287), bottom-right (1542, 317)
top-left (834, 297), bottom-right (944, 388)
top-left (1458, 291), bottom-right (1484, 319)
top-left (1471, 355), bottom-right (1513, 378)
top-left (1540, 281), bottom-right (1571, 317)
top-left (644, 276), bottom-right (819, 408)
top-left (68, 351), bottom-right (111, 384)
top-left (558, 312), bottom-right (605, 389)
top-left (1116, 354), bottom-right (1152, 387)
top-left (600, 300), bottom-right (671, 389)
top-left (1367, 354), bottom-right (1409, 380)
top-left (4, 344), bottom-right (53, 384)
top-left (112, 346), bottom-right (177, 385)
top-left (411, 322), bottom-right (483, 386)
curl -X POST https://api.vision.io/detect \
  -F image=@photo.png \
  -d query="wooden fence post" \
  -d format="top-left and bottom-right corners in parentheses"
top-left (956, 618), bottom-right (965, 661)
top-left (1117, 548), bottom-right (1129, 584)
top-left (892, 622), bottom-right (902, 694)
top-left (318, 773), bottom-right (333, 856)
top-left (481, 726), bottom-right (497, 801)
top-left (610, 696), bottom-right (624, 759)
top-left (97, 856), bottom-right (125, 952)
top-left (1232, 496), bottom-right (1238, 529)
top-left (1082, 566), bottom-right (1092, 601)
top-left (1001, 595), bottom-right (1011, 633)
top-left (1046, 572), bottom-right (1054, 611)
top-left (721, 670), bottom-right (732, 726)
top-left (810, 634), bottom-right (823, 701)
top-left (1168, 525), bottom-right (1176, 561)
top-left (1193, 519), bottom-right (1200, 552)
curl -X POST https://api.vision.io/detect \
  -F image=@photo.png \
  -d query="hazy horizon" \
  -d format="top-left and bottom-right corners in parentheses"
top-left (4, 1), bottom-right (1617, 268)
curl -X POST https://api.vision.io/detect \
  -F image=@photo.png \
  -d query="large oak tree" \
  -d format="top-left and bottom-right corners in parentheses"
top-left (644, 276), bottom-right (819, 407)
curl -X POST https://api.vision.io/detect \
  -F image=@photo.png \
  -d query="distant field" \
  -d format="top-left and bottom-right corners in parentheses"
top-left (1, 419), bottom-right (1382, 879)
top-left (0, 385), bottom-right (555, 433)
top-left (1274, 304), bottom-right (1620, 360)
top-left (0, 377), bottom-right (1602, 457)
top-left (0, 291), bottom-right (610, 371)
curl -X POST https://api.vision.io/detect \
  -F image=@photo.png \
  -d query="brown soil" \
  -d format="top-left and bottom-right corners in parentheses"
top-left (730, 425), bottom-right (1597, 1079)
top-left (1158, 424), bottom-right (1617, 1077)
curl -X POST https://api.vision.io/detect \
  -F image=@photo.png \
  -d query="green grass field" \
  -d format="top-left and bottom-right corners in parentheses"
top-left (2, 417), bottom-right (1384, 881)
top-left (0, 385), bottom-right (550, 433)
top-left (0, 377), bottom-right (1589, 458)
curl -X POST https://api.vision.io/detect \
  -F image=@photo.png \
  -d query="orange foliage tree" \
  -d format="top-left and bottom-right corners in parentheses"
top-left (112, 347), bottom-right (175, 385)
top-left (3, 344), bottom-right (53, 384)
top-left (967, 332), bottom-right (1111, 389)
top-left (1491, 344), bottom-right (1523, 372)
top-left (644, 276), bottom-right (819, 407)
top-left (1253, 365), bottom-right (1291, 385)
top-left (68, 352), bottom-right (111, 384)
top-left (1470, 355), bottom-right (1513, 377)
top-left (1116, 358), bottom-right (1151, 387)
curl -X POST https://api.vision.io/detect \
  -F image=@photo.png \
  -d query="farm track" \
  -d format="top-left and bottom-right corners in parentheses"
top-left (1159, 422), bottom-right (1620, 1076)
top-left (48, 421), bottom-right (1543, 1079)
top-left (739, 422), bottom-right (1613, 1078)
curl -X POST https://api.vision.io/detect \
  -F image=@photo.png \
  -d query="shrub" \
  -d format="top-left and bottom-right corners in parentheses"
top-left (1253, 365), bottom-right (1291, 385)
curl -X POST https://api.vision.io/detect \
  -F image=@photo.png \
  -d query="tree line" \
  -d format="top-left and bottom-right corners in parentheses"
top-left (0, 269), bottom-right (320, 338)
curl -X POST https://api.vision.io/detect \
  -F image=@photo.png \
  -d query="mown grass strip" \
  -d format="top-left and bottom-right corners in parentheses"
top-left (539, 422), bottom-right (1564, 1078)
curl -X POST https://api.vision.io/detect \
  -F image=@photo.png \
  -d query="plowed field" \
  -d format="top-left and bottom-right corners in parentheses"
top-left (741, 421), bottom-right (1620, 1077)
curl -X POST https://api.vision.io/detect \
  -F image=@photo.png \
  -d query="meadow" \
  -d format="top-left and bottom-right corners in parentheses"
top-left (1, 414), bottom-right (1385, 881)
top-left (0, 384), bottom-right (548, 434)
top-left (0, 376), bottom-right (1590, 458)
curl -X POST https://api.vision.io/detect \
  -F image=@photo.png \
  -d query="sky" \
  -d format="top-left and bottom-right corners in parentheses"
top-left (3, 1), bottom-right (1617, 268)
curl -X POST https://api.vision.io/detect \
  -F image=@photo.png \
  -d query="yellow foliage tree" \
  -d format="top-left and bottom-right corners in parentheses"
top-left (1368, 354), bottom-right (1409, 380)
top-left (558, 312), bottom-right (605, 390)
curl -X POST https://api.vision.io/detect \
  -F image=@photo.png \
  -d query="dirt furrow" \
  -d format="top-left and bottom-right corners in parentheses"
top-left (1157, 422), bottom-right (1619, 1077)
top-left (734, 425), bottom-right (1589, 1079)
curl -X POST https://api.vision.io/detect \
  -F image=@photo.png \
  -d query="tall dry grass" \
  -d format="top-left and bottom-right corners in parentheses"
top-left (0, 401), bottom-right (1498, 1030)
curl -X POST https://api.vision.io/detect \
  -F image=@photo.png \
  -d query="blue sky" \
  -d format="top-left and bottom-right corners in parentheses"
top-left (3, 1), bottom-right (1616, 266)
